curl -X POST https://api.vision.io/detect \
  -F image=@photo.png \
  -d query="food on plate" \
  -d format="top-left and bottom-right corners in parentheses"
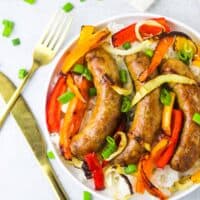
top-left (46, 17), bottom-right (200, 199)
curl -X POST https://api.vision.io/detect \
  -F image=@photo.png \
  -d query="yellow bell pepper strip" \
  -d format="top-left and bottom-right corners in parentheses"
top-left (162, 92), bottom-right (176, 136)
top-left (139, 36), bottom-right (174, 82)
top-left (131, 74), bottom-right (196, 107)
top-left (191, 170), bottom-right (200, 183)
top-left (156, 109), bottom-right (183, 168)
top-left (59, 75), bottom-right (90, 160)
top-left (61, 26), bottom-right (110, 74)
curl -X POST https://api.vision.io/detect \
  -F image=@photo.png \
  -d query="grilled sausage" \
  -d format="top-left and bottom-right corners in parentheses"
top-left (114, 52), bottom-right (162, 165)
top-left (161, 59), bottom-right (200, 172)
top-left (70, 48), bottom-right (121, 159)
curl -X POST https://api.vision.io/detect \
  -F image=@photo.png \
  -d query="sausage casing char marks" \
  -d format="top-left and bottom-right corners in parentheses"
top-left (70, 48), bottom-right (121, 159)
top-left (114, 52), bottom-right (162, 165)
top-left (161, 59), bottom-right (200, 172)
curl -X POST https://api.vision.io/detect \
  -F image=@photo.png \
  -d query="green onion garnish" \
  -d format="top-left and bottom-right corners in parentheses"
top-left (83, 191), bottom-right (92, 200)
top-left (121, 96), bottom-right (131, 113)
top-left (12, 38), bottom-right (21, 46)
top-left (47, 151), bottom-right (55, 159)
top-left (83, 68), bottom-right (92, 81)
top-left (2, 20), bottom-right (14, 37)
top-left (63, 2), bottom-right (74, 12)
top-left (192, 113), bottom-right (200, 125)
top-left (177, 50), bottom-right (193, 65)
top-left (89, 87), bottom-right (97, 96)
top-left (58, 91), bottom-right (75, 104)
top-left (72, 64), bottom-right (85, 74)
top-left (122, 42), bottom-right (131, 50)
top-left (119, 69), bottom-right (128, 83)
top-left (160, 88), bottom-right (171, 106)
top-left (101, 136), bottom-right (117, 159)
top-left (145, 49), bottom-right (154, 58)
top-left (124, 164), bottom-right (137, 174)
top-left (24, 0), bottom-right (36, 4)
top-left (80, 0), bottom-right (86, 2)
top-left (18, 68), bottom-right (28, 79)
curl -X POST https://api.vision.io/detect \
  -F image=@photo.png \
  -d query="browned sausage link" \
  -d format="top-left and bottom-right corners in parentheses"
top-left (161, 59), bottom-right (200, 172)
top-left (70, 48), bottom-right (121, 159)
top-left (114, 52), bottom-right (162, 165)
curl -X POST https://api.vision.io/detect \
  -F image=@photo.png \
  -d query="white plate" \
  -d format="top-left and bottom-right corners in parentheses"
top-left (44, 13), bottom-right (200, 200)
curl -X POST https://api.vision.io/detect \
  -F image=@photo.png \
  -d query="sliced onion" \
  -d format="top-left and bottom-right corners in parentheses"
top-left (66, 157), bottom-right (83, 169)
top-left (131, 74), bottom-right (196, 107)
top-left (102, 40), bottom-right (152, 56)
top-left (135, 20), bottom-right (166, 41)
top-left (105, 131), bottom-right (127, 161)
top-left (111, 85), bottom-right (132, 96)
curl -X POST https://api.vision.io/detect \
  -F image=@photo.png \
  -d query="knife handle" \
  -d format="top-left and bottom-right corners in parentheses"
top-left (42, 159), bottom-right (69, 200)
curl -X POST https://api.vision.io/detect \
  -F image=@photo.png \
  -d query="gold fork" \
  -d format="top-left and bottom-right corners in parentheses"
top-left (0, 10), bottom-right (73, 128)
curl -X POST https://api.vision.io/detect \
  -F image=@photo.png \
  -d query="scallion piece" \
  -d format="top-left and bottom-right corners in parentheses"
top-left (122, 42), bottom-right (131, 50)
top-left (192, 113), bottom-right (200, 125)
top-left (83, 68), bottom-right (92, 81)
top-left (12, 38), bottom-right (21, 46)
top-left (63, 2), bottom-right (74, 12)
top-left (89, 87), bottom-right (97, 96)
top-left (2, 20), bottom-right (14, 37)
top-left (177, 50), bottom-right (193, 65)
top-left (145, 49), bottom-right (154, 58)
top-left (83, 191), bottom-right (92, 200)
top-left (24, 0), bottom-right (36, 4)
top-left (58, 91), bottom-right (75, 104)
top-left (119, 69), bottom-right (128, 83)
top-left (47, 151), bottom-right (55, 159)
top-left (101, 136), bottom-right (117, 159)
top-left (18, 68), bottom-right (28, 79)
top-left (121, 96), bottom-right (131, 113)
top-left (72, 64), bottom-right (85, 74)
top-left (124, 164), bottom-right (137, 174)
top-left (160, 88), bottom-right (171, 106)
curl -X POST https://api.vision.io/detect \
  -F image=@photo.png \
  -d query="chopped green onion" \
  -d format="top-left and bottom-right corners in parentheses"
top-left (160, 88), bottom-right (171, 106)
top-left (145, 49), bottom-right (154, 58)
top-left (83, 68), bottom-right (92, 81)
top-left (63, 2), bottom-right (74, 12)
top-left (12, 38), bottom-right (21, 46)
top-left (24, 0), bottom-right (36, 4)
top-left (89, 87), bottom-right (97, 96)
top-left (80, 0), bottom-right (86, 2)
top-left (18, 68), bottom-right (28, 79)
top-left (2, 20), bottom-right (14, 37)
top-left (83, 191), bottom-right (92, 200)
top-left (72, 64), bottom-right (85, 74)
top-left (101, 136), bottom-right (117, 159)
top-left (192, 113), bottom-right (200, 125)
top-left (122, 42), bottom-right (131, 50)
top-left (47, 151), bottom-right (55, 159)
top-left (124, 164), bottom-right (137, 174)
top-left (121, 96), bottom-right (131, 113)
top-left (177, 50), bottom-right (193, 65)
top-left (58, 91), bottom-right (75, 104)
top-left (119, 69), bottom-right (128, 83)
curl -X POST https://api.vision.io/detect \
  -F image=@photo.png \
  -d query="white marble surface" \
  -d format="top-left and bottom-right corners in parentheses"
top-left (0, 0), bottom-right (200, 200)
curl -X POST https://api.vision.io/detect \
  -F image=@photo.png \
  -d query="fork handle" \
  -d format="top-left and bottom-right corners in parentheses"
top-left (42, 159), bottom-right (68, 200)
top-left (0, 62), bottom-right (39, 128)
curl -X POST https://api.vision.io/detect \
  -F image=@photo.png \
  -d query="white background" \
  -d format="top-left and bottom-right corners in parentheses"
top-left (0, 0), bottom-right (200, 200)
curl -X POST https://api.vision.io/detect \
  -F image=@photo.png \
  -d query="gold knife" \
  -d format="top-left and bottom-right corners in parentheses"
top-left (0, 72), bottom-right (68, 200)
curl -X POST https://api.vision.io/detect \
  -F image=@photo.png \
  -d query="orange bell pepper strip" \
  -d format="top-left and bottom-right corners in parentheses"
top-left (135, 160), bottom-right (145, 194)
top-left (61, 26), bottom-right (110, 74)
top-left (156, 109), bottom-right (183, 168)
top-left (59, 75), bottom-right (90, 159)
top-left (162, 92), bottom-right (176, 136)
top-left (46, 76), bottom-right (67, 133)
top-left (112, 17), bottom-right (170, 47)
top-left (139, 36), bottom-right (175, 82)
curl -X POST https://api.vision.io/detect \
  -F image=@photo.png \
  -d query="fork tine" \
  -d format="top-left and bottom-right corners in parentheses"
top-left (39, 10), bottom-right (60, 44)
top-left (48, 13), bottom-right (69, 50)
top-left (42, 11), bottom-right (64, 47)
top-left (53, 15), bottom-right (73, 53)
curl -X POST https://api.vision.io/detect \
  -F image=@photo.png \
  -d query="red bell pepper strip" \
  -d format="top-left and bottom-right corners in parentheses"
top-left (84, 153), bottom-right (105, 190)
top-left (156, 109), bottom-right (183, 168)
top-left (139, 36), bottom-right (174, 82)
top-left (46, 76), bottom-right (67, 133)
top-left (112, 17), bottom-right (170, 47)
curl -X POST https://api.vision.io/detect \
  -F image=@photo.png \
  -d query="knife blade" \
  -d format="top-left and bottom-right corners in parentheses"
top-left (0, 72), bottom-right (68, 200)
